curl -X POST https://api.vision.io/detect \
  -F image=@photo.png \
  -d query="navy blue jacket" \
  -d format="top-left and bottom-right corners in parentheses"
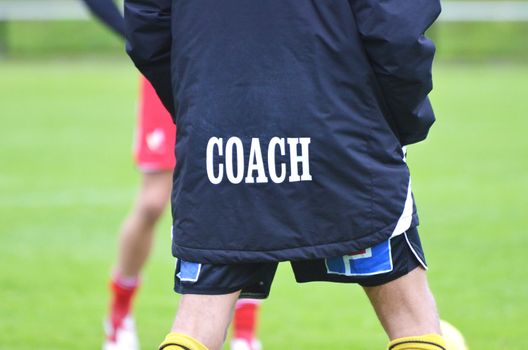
top-left (81, 0), bottom-right (125, 39)
top-left (125, 0), bottom-right (441, 264)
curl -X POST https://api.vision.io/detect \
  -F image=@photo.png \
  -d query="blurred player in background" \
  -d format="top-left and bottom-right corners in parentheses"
top-left (80, 1), bottom-right (262, 349)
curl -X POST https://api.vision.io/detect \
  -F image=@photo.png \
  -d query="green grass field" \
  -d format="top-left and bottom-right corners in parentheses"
top-left (1, 59), bottom-right (527, 349)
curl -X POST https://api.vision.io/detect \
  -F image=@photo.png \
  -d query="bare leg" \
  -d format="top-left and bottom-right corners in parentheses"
top-left (114, 171), bottom-right (172, 278)
top-left (363, 267), bottom-right (441, 340)
top-left (171, 292), bottom-right (241, 350)
top-left (104, 171), bottom-right (172, 348)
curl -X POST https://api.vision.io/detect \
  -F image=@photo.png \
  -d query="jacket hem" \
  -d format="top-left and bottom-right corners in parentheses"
top-left (172, 213), bottom-right (419, 264)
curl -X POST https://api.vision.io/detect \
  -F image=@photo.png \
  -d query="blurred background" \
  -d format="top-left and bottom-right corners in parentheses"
top-left (0, 0), bottom-right (527, 349)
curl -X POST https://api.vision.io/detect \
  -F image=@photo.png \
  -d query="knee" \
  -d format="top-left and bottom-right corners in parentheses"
top-left (136, 197), bottom-right (167, 223)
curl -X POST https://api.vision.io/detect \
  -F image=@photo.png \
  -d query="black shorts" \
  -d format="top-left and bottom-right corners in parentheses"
top-left (174, 227), bottom-right (427, 299)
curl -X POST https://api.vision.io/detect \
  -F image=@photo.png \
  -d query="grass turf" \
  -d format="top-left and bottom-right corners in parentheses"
top-left (0, 59), bottom-right (527, 349)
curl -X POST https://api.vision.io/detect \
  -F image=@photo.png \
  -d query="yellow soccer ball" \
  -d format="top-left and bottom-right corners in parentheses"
top-left (441, 320), bottom-right (468, 350)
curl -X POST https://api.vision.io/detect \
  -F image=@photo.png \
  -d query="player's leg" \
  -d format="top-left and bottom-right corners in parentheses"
top-left (114, 75), bottom-right (175, 280)
top-left (114, 171), bottom-right (172, 279)
top-left (161, 292), bottom-right (241, 350)
top-left (161, 261), bottom-right (278, 350)
top-left (105, 171), bottom-right (172, 348)
top-left (104, 75), bottom-right (176, 349)
top-left (231, 299), bottom-right (262, 350)
top-left (291, 227), bottom-right (446, 349)
top-left (363, 267), bottom-right (445, 349)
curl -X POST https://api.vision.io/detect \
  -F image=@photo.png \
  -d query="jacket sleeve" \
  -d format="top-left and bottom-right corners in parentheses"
top-left (81, 0), bottom-right (125, 39)
top-left (124, 0), bottom-right (175, 117)
top-left (350, 0), bottom-right (441, 145)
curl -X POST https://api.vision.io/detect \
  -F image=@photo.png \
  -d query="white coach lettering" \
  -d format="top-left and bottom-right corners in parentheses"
top-left (267, 137), bottom-right (286, 183)
top-left (245, 138), bottom-right (269, 183)
top-left (205, 136), bottom-right (312, 184)
top-left (206, 137), bottom-right (223, 185)
top-left (288, 137), bottom-right (313, 182)
top-left (225, 137), bottom-right (244, 184)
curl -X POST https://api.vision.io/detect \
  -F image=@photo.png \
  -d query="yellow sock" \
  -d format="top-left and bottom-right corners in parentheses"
top-left (159, 332), bottom-right (209, 350)
top-left (388, 333), bottom-right (446, 350)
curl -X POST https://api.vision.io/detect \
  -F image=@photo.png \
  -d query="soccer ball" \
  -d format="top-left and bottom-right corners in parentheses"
top-left (440, 320), bottom-right (468, 350)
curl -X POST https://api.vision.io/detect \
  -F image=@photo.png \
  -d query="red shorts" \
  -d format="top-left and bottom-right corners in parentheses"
top-left (134, 77), bottom-right (176, 172)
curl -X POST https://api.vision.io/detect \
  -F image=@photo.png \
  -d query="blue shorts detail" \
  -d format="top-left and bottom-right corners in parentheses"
top-left (176, 260), bottom-right (202, 283)
top-left (325, 238), bottom-right (393, 276)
